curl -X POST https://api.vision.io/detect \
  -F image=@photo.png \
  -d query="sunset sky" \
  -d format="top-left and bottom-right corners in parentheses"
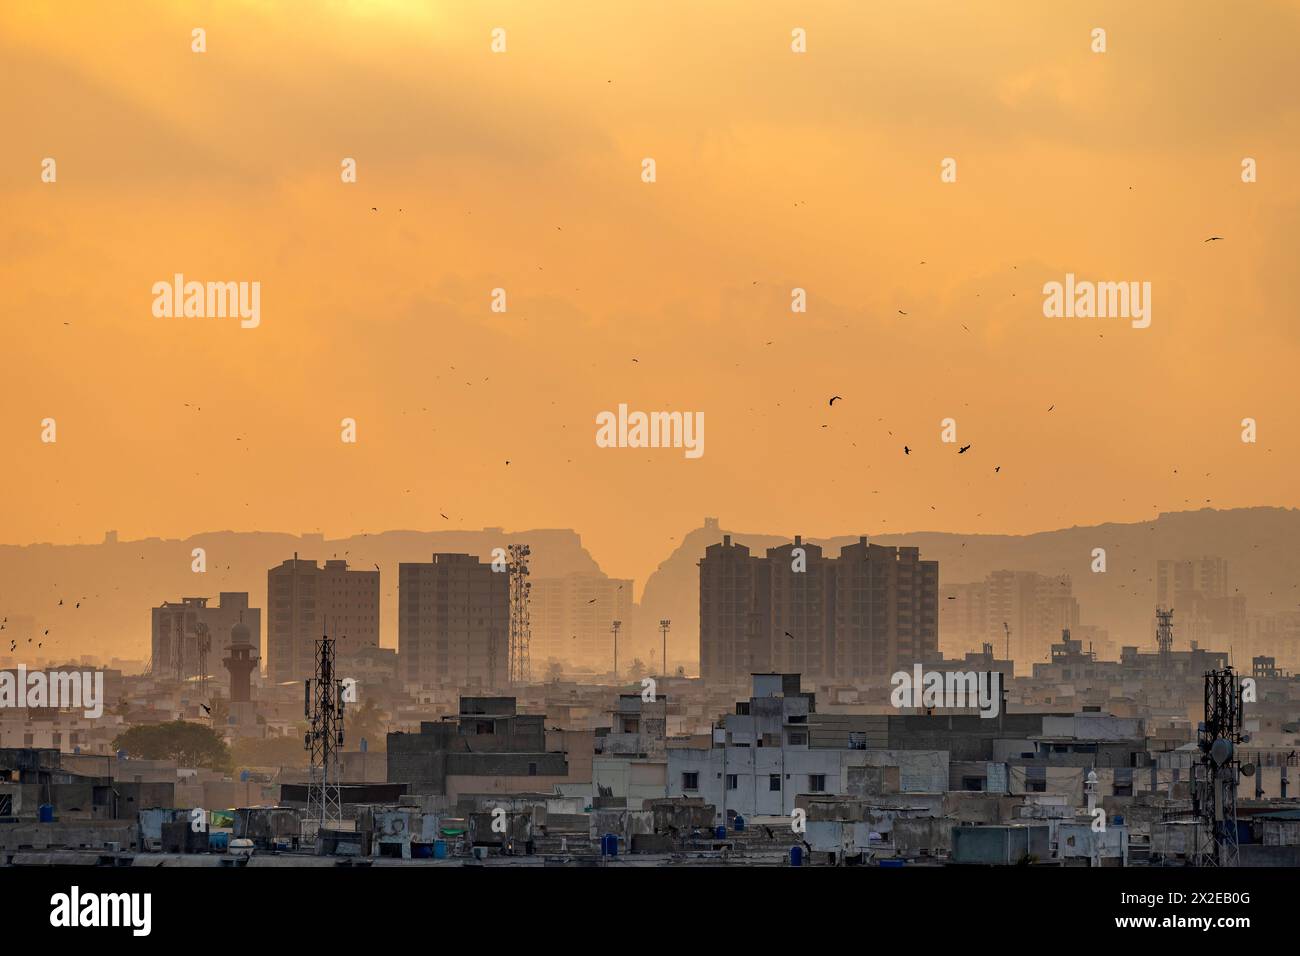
top-left (3, 1), bottom-right (1299, 588)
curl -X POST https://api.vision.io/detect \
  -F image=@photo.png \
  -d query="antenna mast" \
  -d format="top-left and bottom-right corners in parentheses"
top-left (1191, 667), bottom-right (1244, 867)
top-left (305, 628), bottom-right (345, 837)
top-left (508, 544), bottom-right (532, 685)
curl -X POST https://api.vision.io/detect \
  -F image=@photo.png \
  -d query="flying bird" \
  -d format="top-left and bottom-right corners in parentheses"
top-left (904, 446), bottom-right (910, 455)
top-left (828, 396), bottom-right (842, 406)
top-left (995, 466), bottom-right (1001, 473)
top-left (897, 310), bottom-right (908, 316)
top-left (785, 631), bottom-right (796, 640)
top-left (1204, 236), bottom-right (1223, 242)
top-left (958, 444), bottom-right (971, 454)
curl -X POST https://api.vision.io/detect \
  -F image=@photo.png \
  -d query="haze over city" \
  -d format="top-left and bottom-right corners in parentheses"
top-left (2, 0), bottom-right (1297, 930)
top-left (3, 1), bottom-right (1299, 589)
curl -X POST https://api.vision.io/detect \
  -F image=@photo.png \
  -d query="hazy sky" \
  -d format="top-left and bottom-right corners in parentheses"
top-left (3, 1), bottom-right (1299, 587)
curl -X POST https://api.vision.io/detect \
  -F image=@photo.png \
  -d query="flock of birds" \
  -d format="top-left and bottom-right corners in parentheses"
top-left (4, 593), bottom-right (86, 653)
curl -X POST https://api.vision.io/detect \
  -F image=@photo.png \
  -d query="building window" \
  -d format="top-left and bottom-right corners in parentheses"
top-left (726, 774), bottom-right (738, 791)
top-left (787, 732), bottom-right (807, 746)
top-left (528, 762), bottom-right (537, 777)
top-left (1025, 767), bottom-right (1047, 793)
top-left (682, 772), bottom-right (699, 791)
top-left (808, 774), bottom-right (826, 793)
top-left (769, 774), bottom-right (781, 792)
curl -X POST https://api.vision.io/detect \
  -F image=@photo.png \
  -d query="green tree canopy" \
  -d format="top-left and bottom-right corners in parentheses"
top-left (112, 720), bottom-right (232, 772)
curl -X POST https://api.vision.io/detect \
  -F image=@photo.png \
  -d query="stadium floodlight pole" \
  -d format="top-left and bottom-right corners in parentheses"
top-left (611, 620), bottom-right (622, 678)
top-left (660, 619), bottom-right (671, 678)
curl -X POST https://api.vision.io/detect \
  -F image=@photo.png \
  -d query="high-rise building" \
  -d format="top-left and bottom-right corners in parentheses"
top-left (1156, 557), bottom-right (1241, 650)
top-left (699, 535), bottom-right (938, 684)
top-left (767, 537), bottom-right (836, 679)
top-left (835, 538), bottom-right (938, 680)
top-left (266, 555), bottom-right (379, 684)
top-left (967, 570), bottom-right (1077, 674)
top-left (530, 573), bottom-right (634, 668)
top-left (939, 581), bottom-right (988, 658)
top-left (150, 592), bottom-right (261, 682)
top-left (1156, 556), bottom-right (1229, 610)
top-left (399, 553), bottom-right (509, 689)
top-left (698, 536), bottom-right (764, 684)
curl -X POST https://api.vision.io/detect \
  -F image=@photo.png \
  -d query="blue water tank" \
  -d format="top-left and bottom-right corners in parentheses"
top-left (39, 804), bottom-right (54, 823)
top-left (603, 833), bottom-right (618, 857)
top-left (790, 845), bottom-right (802, 867)
top-left (209, 831), bottom-right (229, 852)
top-left (433, 839), bottom-right (448, 859)
top-left (715, 825), bottom-right (726, 840)
top-left (1113, 814), bottom-right (1125, 826)
top-left (733, 814), bottom-right (746, 832)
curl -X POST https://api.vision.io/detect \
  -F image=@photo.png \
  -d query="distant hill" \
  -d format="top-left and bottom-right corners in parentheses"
top-left (0, 528), bottom-right (603, 664)
top-left (3, 507), bottom-right (1296, 669)
top-left (637, 507), bottom-right (1300, 665)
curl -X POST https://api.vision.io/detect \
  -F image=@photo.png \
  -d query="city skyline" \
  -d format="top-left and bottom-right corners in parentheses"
top-left (4, 2), bottom-right (1300, 592)
top-left (2, 0), bottom-right (1297, 911)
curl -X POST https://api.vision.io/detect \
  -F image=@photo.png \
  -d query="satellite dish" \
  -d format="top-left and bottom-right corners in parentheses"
top-left (1210, 738), bottom-right (1233, 766)
top-left (1241, 763), bottom-right (1256, 777)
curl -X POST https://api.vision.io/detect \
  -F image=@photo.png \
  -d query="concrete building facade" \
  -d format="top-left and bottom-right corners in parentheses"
top-left (266, 556), bottom-right (378, 684)
top-left (399, 553), bottom-right (508, 689)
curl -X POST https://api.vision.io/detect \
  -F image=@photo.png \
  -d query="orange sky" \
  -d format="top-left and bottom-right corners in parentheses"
top-left (2, 1), bottom-right (1299, 588)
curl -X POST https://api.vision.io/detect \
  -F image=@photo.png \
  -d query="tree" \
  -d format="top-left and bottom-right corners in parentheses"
top-left (545, 661), bottom-right (563, 683)
top-left (113, 720), bottom-right (232, 772)
top-left (628, 658), bottom-right (646, 681)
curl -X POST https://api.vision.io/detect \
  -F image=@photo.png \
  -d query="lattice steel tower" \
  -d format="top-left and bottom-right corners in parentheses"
top-left (508, 544), bottom-right (532, 684)
top-left (1155, 607), bottom-right (1175, 670)
top-left (304, 630), bottom-right (345, 832)
top-left (1192, 667), bottom-right (1244, 867)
